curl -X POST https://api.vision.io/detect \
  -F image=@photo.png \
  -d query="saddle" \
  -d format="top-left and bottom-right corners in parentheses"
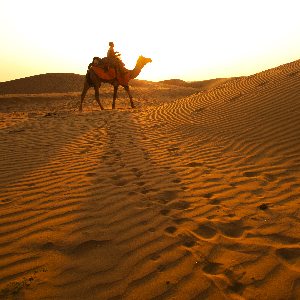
top-left (89, 63), bottom-right (130, 87)
top-left (90, 56), bottom-right (124, 73)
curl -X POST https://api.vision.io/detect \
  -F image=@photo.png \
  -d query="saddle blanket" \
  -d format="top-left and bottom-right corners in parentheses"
top-left (90, 66), bottom-right (131, 87)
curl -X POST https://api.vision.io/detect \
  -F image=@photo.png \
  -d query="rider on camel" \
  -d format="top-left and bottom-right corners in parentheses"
top-left (90, 42), bottom-right (127, 75)
top-left (107, 42), bottom-right (121, 59)
top-left (106, 42), bottom-right (127, 75)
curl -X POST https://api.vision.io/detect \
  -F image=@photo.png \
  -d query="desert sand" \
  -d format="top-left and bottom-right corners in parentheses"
top-left (0, 59), bottom-right (300, 300)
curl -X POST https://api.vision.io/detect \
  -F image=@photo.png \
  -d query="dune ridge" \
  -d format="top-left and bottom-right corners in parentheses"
top-left (0, 59), bottom-right (300, 299)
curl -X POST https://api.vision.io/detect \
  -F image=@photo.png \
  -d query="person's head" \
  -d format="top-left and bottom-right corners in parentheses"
top-left (109, 42), bottom-right (114, 48)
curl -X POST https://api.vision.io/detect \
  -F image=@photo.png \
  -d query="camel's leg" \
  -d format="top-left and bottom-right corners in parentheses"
top-left (124, 86), bottom-right (135, 108)
top-left (94, 82), bottom-right (104, 110)
top-left (112, 85), bottom-right (118, 109)
top-left (80, 80), bottom-right (91, 111)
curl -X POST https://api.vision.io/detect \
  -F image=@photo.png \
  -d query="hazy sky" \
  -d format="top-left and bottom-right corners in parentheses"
top-left (1, 0), bottom-right (300, 82)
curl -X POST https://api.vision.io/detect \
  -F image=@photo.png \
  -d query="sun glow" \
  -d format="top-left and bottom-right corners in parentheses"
top-left (1, 0), bottom-right (300, 82)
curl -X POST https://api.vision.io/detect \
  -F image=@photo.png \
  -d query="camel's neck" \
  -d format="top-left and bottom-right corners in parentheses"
top-left (130, 61), bottom-right (145, 79)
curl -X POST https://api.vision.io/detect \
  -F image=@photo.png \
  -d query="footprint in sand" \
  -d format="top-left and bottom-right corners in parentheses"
top-left (79, 150), bottom-right (87, 155)
top-left (131, 168), bottom-right (143, 178)
top-left (202, 262), bottom-right (222, 275)
top-left (227, 281), bottom-right (246, 294)
top-left (202, 193), bottom-right (222, 205)
top-left (275, 248), bottom-right (300, 264)
top-left (172, 178), bottom-right (181, 183)
top-left (243, 171), bottom-right (262, 178)
top-left (186, 162), bottom-right (203, 167)
top-left (264, 173), bottom-right (277, 182)
top-left (72, 240), bottom-right (111, 255)
top-left (114, 180), bottom-right (128, 186)
top-left (150, 255), bottom-right (161, 261)
top-left (141, 190), bottom-right (150, 195)
top-left (157, 265), bottom-right (166, 273)
top-left (0, 199), bottom-right (11, 205)
top-left (93, 178), bottom-right (105, 184)
top-left (172, 218), bottom-right (191, 225)
top-left (160, 209), bottom-right (170, 216)
top-left (151, 190), bottom-right (178, 204)
top-left (193, 223), bottom-right (218, 239)
top-left (128, 191), bottom-right (137, 196)
top-left (141, 149), bottom-right (150, 160)
top-left (203, 192), bottom-right (214, 199)
top-left (112, 149), bottom-right (122, 157)
top-left (136, 171), bottom-right (143, 178)
top-left (41, 242), bottom-right (56, 251)
top-left (86, 172), bottom-right (97, 178)
top-left (80, 145), bottom-right (93, 155)
top-left (179, 234), bottom-right (197, 248)
top-left (252, 188), bottom-right (264, 196)
top-left (110, 174), bottom-right (123, 181)
top-left (168, 200), bottom-right (190, 210)
top-left (164, 226), bottom-right (178, 234)
top-left (218, 220), bottom-right (248, 238)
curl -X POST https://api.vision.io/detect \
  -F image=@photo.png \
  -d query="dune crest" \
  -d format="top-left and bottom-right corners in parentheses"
top-left (0, 59), bottom-right (300, 299)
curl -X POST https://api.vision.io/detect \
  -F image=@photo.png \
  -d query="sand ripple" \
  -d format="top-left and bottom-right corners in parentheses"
top-left (1, 60), bottom-right (300, 299)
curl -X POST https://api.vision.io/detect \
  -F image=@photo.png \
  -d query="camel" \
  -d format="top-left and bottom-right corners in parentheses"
top-left (79, 55), bottom-right (152, 110)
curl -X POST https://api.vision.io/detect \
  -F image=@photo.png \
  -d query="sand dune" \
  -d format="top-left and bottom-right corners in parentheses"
top-left (0, 73), bottom-right (225, 95)
top-left (0, 59), bottom-right (300, 299)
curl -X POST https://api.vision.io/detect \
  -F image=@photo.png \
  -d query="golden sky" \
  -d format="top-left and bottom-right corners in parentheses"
top-left (1, 0), bottom-right (300, 82)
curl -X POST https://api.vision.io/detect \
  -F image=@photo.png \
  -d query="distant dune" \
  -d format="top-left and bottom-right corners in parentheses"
top-left (0, 73), bottom-right (86, 94)
top-left (1, 59), bottom-right (300, 300)
top-left (0, 72), bottom-right (234, 95)
top-left (158, 77), bottom-right (238, 89)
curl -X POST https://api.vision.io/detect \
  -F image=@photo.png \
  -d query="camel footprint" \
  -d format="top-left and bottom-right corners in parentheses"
top-left (168, 200), bottom-right (190, 210)
top-left (164, 226), bottom-right (178, 234)
top-left (243, 171), bottom-right (262, 178)
top-left (110, 174), bottom-right (128, 186)
top-left (193, 223), bottom-right (218, 239)
top-left (71, 240), bottom-right (111, 256)
top-left (131, 167), bottom-right (143, 178)
top-left (179, 233), bottom-right (197, 248)
top-left (217, 220), bottom-right (249, 238)
top-left (275, 248), bottom-right (300, 264)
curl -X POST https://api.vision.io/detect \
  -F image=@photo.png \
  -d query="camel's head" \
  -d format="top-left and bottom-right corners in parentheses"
top-left (138, 55), bottom-right (152, 67)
